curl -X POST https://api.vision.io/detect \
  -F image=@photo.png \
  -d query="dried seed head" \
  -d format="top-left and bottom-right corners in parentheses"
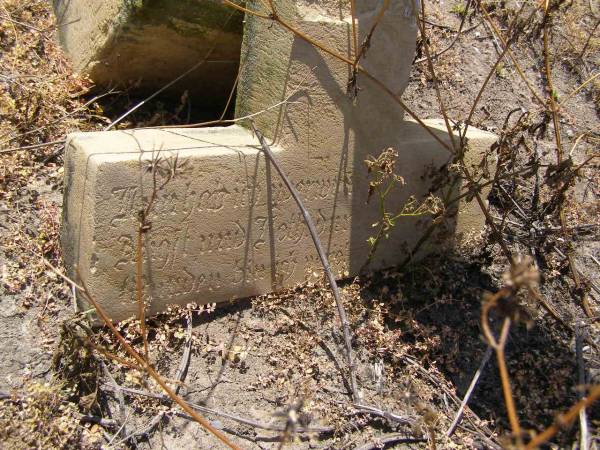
top-left (504, 255), bottom-right (540, 291)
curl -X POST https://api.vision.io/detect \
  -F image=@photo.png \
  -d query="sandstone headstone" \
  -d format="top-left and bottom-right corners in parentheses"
top-left (53, 0), bottom-right (243, 106)
top-left (61, 0), bottom-right (496, 321)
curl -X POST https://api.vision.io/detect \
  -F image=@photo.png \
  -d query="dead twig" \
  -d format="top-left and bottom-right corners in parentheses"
top-left (131, 311), bottom-right (194, 442)
top-left (100, 361), bottom-right (131, 444)
top-left (476, 0), bottom-right (547, 107)
top-left (174, 311), bottom-right (193, 395)
top-left (541, 1), bottom-right (595, 319)
top-left (352, 403), bottom-right (416, 427)
top-left (481, 289), bottom-right (521, 444)
top-left (102, 383), bottom-right (335, 434)
top-left (251, 121), bottom-right (360, 402)
top-left (0, 139), bottom-right (65, 154)
top-left (354, 0), bottom-right (389, 65)
top-left (74, 270), bottom-right (240, 450)
top-left (446, 346), bottom-right (493, 437)
top-left (559, 72), bottom-right (600, 109)
top-left (524, 384), bottom-right (600, 449)
top-left (402, 355), bottom-right (500, 446)
top-left (354, 434), bottom-right (427, 450)
top-left (112, 412), bottom-right (166, 446)
top-left (415, 0), bottom-right (473, 64)
top-left (576, 324), bottom-right (590, 450)
top-left (579, 18), bottom-right (600, 59)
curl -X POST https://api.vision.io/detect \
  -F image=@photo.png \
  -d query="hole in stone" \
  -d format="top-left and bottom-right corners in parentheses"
top-left (58, 2), bottom-right (245, 129)
top-left (89, 78), bottom-right (239, 129)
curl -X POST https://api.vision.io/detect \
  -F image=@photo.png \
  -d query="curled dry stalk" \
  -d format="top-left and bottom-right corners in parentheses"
top-left (480, 257), bottom-right (600, 449)
top-left (481, 291), bottom-right (521, 445)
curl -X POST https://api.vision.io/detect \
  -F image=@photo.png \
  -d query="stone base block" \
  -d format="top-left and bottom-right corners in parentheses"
top-left (62, 122), bottom-right (495, 321)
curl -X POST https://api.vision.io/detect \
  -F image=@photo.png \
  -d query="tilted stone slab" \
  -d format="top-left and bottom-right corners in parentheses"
top-left (61, 0), bottom-right (497, 321)
top-left (52, 0), bottom-right (243, 106)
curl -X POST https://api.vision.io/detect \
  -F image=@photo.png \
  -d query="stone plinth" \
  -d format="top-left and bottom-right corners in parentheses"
top-left (61, 0), bottom-right (497, 321)
top-left (62, 123), bottom-right (494, 321)
top-left (52, 0), bottom-right (243, 106)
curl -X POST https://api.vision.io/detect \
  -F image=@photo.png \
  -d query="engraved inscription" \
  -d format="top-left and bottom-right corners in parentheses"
top-left (183, 221), bottom-right (246, 256)
top-left (93, 169), bottom-right (356, 308)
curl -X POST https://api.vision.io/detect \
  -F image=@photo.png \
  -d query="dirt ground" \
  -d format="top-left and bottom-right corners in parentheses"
top-left (1, 0), bottom-right (599, 449)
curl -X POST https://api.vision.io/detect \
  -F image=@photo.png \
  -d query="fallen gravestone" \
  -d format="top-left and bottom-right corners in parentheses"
top-left (52, 0), bottom-right (244, 107)
top-left (61, 0), bottom-right (496, 321)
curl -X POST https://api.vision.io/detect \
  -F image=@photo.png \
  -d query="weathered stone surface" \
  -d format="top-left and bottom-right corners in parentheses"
top-left (62, 122), bottom-right (494, 321)
top-left (61, 0), bottom-right (497, 321)
top-left (53, 0), bottom-right (243, 105)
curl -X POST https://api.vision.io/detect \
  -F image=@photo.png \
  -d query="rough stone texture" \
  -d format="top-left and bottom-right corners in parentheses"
top-left (62, 123), bottom-right (494, 321)
top-left (52, 0), bottom-right (243, 106)
top-left (61, 0), bottom-right (497, 321)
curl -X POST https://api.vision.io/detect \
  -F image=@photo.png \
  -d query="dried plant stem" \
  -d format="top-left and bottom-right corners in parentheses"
top-left (559, 72), bottom-right (600, 109)
top-left (352, 403), bottom-right (415, 426)
top-left (251, 122), bottom-right (360, 402)
top-left (74, 270), bottom-right (240, 450)
top-left (81, 335), bottom-right (143, 371)
top-left (476, 0), bottom-right (546, 107)
top-left (354, 434), bottom-right (426, 450)
top-left (495, 320), bottom-right (520, 438)
top-left (579, 18), bottom-right (600, 59)
top-left (354, 0), bottom-right (389, 65)
top-left (135, 230), bottom-right (148, 359)
top-left (542, 4), bottom-right (594, 318)
top-left (0, 139), bottom-right (64, 153)
top-left (349, 0), bottom-right (358, 61)
top-left (576, 325), bottom-right (590, 450)
top-left (461, 1), bottom-right (529, 143)
top-left (219, 64), bottom-right (241, 122)
top-left (103, 383), bottom-right (335, 434)
top-left (446, 346), bottom-right (493, 436)
top-left (413, 0), bottom-right (458, 152)
top-left (481, 290), bottom-right (521, 443)
top-left (415, 0), bottom-right (472, 65)
top-left (415, 0), bottom-right (513, 261)
top-left (524, 385), bottom-right (600, 449)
